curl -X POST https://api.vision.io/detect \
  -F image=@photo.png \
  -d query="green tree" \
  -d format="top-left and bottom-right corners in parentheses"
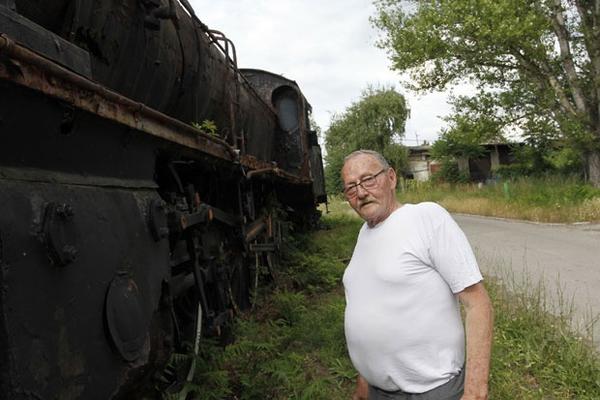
top-left (373, 0), bottom-right (600, 187)
top-left (324, 86), bottom-right (409, 193)
top-left (431, 95), bottom-right (504, 180)
top-left (432, 95), bottom-right (505, 160)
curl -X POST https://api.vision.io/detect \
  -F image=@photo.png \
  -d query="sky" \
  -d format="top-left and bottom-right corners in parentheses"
top-left (189, 0), bottom-right (464, 146)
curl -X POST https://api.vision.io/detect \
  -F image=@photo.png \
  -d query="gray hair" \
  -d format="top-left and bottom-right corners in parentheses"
top-left (343, 149), bottom-right (390, 169)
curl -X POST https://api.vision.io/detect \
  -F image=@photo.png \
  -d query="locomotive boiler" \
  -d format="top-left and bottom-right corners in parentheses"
top-left (0, 0), bottom-right (326, 398)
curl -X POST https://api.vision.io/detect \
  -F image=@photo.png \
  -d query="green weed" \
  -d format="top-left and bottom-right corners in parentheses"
top-left (191, 120), bottom-right (219, 137)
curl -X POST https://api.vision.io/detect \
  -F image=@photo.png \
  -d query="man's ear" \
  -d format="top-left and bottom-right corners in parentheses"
top-left (388, 168), bottom-right (398, 189)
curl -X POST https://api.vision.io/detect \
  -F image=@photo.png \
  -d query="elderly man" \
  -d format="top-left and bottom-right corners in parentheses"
top-left (341, 150), bottom-right (493, 400)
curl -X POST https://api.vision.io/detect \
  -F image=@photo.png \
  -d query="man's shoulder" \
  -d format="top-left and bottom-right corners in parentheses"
top-left (405, 201), bottom-right (448, 216)
top-left (401, 202), bottom-right (453, 233)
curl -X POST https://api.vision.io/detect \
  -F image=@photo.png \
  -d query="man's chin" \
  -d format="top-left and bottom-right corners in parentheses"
top-left (358, 205), bottom-right (378, 222)
top-left (365, 214), bottom-right (382, 227)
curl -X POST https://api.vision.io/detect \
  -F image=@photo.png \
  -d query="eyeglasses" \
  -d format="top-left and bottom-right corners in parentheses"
top-left (343, 169), bottom-right (387, 199)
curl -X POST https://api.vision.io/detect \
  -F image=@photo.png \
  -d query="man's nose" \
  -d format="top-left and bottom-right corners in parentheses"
top-left (356, 184), bottom-right (369, 198)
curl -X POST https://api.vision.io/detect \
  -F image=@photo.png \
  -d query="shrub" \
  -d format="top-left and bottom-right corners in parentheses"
top-left (431, 161), bottom-right (470, 183)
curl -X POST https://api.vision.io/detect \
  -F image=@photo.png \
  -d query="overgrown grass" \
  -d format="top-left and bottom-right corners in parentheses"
top-left (398, 175), bottom-right (600, 223)
top-left (487, 266), bottom-right (600, 399)
top-left (183, 210), bottom-right (600, 399)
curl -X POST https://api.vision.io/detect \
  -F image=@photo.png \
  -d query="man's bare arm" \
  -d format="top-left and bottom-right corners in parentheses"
top-left (458, 282), bottom-right (493, 400)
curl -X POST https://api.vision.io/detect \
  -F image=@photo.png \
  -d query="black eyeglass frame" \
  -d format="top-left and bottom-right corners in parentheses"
top-left (343, 168), bottom-right (387, 198)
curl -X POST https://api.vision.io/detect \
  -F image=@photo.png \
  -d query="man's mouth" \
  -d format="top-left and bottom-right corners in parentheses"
top-left (359, 200), bottom-right (374, 209)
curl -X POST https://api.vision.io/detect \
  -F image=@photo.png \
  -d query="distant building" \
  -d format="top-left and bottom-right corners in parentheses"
top-left (462, 143), bottom-right (520, 181)
top-left (406, 145), bottom-right (438, 181)
top-left (405, 143), bottom-right (520, 182)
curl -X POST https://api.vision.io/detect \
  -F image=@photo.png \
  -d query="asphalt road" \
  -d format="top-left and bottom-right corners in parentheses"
top-left (453, 214), bottom-right (600, 346)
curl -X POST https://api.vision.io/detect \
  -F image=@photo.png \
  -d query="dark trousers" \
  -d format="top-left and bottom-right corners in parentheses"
top-left (367, 368), bottom-right (465, 400)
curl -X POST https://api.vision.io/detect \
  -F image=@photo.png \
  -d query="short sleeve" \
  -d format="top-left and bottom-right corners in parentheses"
top-left (424, 203), bottom-right (483, 293)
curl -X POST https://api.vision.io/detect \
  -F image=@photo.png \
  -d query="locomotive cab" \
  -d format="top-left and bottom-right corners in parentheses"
top-left (241, 69), bottom-right (326, 203)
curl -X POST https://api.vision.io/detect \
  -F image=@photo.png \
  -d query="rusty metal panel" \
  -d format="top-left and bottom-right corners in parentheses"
top-left (0, 79), bottom-right (158, 183)
top-left (0, 180), bottom-right (171, 399)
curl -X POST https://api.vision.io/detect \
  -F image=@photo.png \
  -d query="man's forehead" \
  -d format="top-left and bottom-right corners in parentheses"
top-left (344, 153), bottom-right (383, 168)
top-left (342, 154), bottom-right (383, 178)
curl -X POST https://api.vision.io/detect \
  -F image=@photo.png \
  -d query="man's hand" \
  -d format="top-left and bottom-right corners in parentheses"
top-left (351, 375), bottom-right (369, 400)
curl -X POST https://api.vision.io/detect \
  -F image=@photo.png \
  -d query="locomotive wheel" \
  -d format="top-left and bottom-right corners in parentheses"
top-left (228, 256), bottom-right (252, 313)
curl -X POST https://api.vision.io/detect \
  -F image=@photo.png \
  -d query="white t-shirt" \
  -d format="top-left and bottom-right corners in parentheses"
top-left (343, 202), bottom-right (483, 393)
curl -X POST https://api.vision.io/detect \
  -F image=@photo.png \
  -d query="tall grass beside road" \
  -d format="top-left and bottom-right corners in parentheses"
top-left (179, 207), bottom-right (600, 399)
top-left (486, 263), bottom-right (600, 399)
top-left (398, 175), bottom-right (600, 223)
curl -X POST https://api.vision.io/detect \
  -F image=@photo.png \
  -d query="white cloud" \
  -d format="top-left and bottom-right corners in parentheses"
top-left (189, 0), bottom-right (459, 145)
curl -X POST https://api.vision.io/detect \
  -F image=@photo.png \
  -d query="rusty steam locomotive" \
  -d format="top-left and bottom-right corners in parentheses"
top-left (0, 0), bottom-right (326, 398)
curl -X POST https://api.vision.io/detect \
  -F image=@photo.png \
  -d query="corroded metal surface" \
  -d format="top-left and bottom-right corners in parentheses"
top-left (0, 34), bottom-right (313, 185)
top-left (0, 34), bottom-right (237, 162)
top-left (241, 69), bottom-right (312, 178)
top-left (0, 6), bottom-right (91, 77)
top-left (240, 154), bottom-right (310, 184)
top-left (0, 3), bottom-right (325, 398)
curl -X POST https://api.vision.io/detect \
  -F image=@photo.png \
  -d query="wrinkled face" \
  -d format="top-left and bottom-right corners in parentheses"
top-left (341, 154), bottom-right (398, 227)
